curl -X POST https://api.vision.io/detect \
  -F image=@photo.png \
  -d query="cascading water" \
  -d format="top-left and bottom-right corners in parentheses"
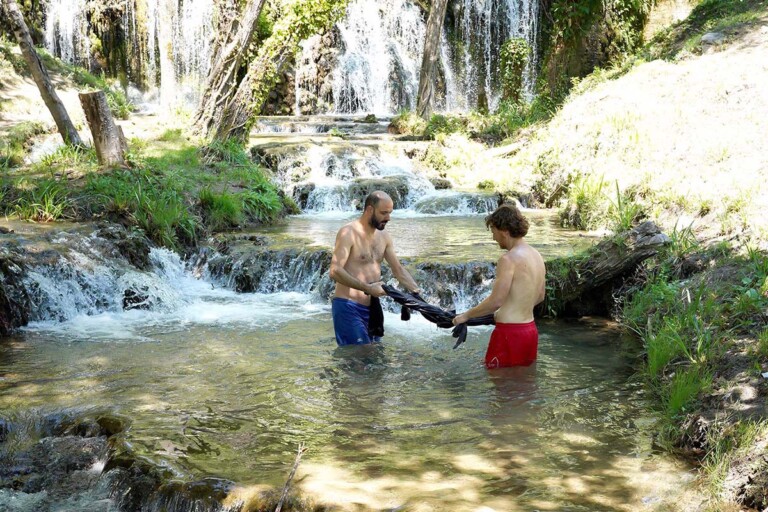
top-left (43, 0), bottom-right (213, 109)
top-left (331, 0), bottom-right (426, 115)
top-left (452, 0), bottom-right (540, 110)
top-left (293, 0), bottom-right (539, 114)
top-left (44, 0), bottom-right (90, 66)
top-left (271, 143), bottom-right (437, 213)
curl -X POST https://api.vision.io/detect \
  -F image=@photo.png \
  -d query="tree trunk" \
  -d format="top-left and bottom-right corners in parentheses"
top-left (1, 0), bottom-right (83, 146)
top-left (540, 221), bottom-right (671, 317)
top-left (192, 0), bottom-right (267, 138)
top-left (209, 43), bottom-right (294, 142)
top-left (199, 0), bottom-right (349, 143)
top-left (416, 0), bottom-right (449, 120)
top-left (79, 91), bottom-right (127, 167)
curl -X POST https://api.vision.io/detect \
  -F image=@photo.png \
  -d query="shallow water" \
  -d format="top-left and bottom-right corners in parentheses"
top-left (0, 283), bottom-right (693, 511)
top-left (0, 210), bottom-right (693, 511)
top-left (261, 210), bottom-right (596, 262)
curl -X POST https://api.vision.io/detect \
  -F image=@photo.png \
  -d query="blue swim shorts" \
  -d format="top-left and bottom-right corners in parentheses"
top-left (332, 297), bottom-right (382, 346)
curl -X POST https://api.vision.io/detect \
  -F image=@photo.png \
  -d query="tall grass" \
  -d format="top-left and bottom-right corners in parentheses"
top-left (12, 179), bottom-right (72, 221)
top-left (85, 169), bottom-right (198, 249)
top-left (560, 174), bottom-right (606, 230)
top-left (608, 181), bottom-right (643, 232)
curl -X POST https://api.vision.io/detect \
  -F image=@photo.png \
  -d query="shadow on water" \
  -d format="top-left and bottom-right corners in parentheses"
top-left (0, 302), bottom-right (695, 511)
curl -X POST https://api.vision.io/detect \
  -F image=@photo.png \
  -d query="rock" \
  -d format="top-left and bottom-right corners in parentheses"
top-left (701, 32), bottom-right (726, 45)
top-left (0, 245), bottom-right (32, 335)
top-left (429, 177), bottom-right (452, 190)
top-left (349, 175), bottom-right (411, 209)
top-left (293, 183), bottom-right (316, 209)
top-left (122, 288), bottom-right (151, 310)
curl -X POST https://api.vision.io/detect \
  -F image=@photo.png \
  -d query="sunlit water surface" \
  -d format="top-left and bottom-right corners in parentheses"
top-left (0, 213), bottom-right (695, 511)
top-left (260, 210), bottom-right (596, 262)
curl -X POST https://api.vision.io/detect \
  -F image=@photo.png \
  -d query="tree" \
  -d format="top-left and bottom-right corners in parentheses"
top-left (416, 0), bottom-right (449, 120)
top-left (192, 0), bottom-right (267, 138)
top-left (79, 91), bottom-right (127, 167)
top-left (196, 0), bottom-right (349, 143)
top-left (1, 0), bottom-right (83, 146)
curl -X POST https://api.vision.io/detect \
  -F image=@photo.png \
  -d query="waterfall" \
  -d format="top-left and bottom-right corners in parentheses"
top-left (333, 0), bottom-right (425, 114)
top-left (22, 235), bottom-right (190, 323)
top-left (452, 0), bottom-right (540, 109)
top-left (42, 0), bottom-right (214, 109)
top-left (271, 144), bottom-right (435, 213)
top-left (44, 0), bottom-right (90, 66)
top-left (293, 0), bottom-right (540, 114)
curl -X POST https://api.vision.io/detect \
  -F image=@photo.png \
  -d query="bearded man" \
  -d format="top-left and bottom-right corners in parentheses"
top-left (329, 191), bottom-right (421, 345)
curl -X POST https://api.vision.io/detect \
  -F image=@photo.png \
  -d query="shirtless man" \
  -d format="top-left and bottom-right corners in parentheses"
top-left (329, 191), bottom-right (421, 346)
top-left (452, 204), bottom-right (546, 368)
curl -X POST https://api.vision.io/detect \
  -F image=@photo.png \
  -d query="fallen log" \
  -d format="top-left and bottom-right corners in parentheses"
top-left (539, 221), bottom-right (670, 317)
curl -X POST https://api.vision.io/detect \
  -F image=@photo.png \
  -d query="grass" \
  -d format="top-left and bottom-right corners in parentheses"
top-left (0, 121), bottom-right (47, 169)
top-left (1, 132), bottom-right (288, 249)
top-left (36, 48), bottom-right (134, 119)
top-left (621, 236), bottom-right (768, 499)
top-left (12, 179), bottom-right (72, 222)
top-left (646, 0), bottom-right (768, 60)
top-left (701, 420), bottom-right (768, 497)
top-left (559, 174), bottom-right (606, 230)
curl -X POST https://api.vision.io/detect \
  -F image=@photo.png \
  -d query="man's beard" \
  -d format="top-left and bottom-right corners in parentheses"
top-left (370, 214), bottom-right (387, 230)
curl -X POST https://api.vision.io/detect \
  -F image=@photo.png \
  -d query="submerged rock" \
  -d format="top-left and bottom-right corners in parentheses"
top-left (0, 244), bottom-right (31, 335)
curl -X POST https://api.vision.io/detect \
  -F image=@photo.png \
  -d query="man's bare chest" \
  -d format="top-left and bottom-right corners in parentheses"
top-left (351, 239), bottom-right (386, 264)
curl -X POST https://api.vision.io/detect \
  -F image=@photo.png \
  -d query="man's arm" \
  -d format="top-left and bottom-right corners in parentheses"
top-left (452, 257), bottom-right (514, 325)
top-left (329, 227), bottom-right (384, 297)
top-left (383, 234), bottom-right (420, 294)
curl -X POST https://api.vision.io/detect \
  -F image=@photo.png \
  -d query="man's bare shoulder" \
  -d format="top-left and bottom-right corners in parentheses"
top-left (337, 220), bottom-right (361, 238)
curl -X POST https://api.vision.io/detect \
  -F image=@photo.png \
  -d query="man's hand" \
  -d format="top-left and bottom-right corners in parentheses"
top-left (367, 281), bottom-right (387, 298)
top-left (452, 312), bottom-right (469, 326)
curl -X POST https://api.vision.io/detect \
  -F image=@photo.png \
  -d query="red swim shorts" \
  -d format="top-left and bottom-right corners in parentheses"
top-left (485, 321), bottom-right (538, 369)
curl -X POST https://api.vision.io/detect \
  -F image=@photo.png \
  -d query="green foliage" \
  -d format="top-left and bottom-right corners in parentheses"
top-left (646, 0), bottom-right (768, 60)
top-left (202, 138), bottom-right (251, 167)
top-left (389, 111), bottom-right (427, 136)
top-left (664, 221), bottom-right (700, 269)
top-left (608, 181), bottom-right (643, 232)
top-left (664, 366), bottom-right (710, 416)
top-left (157, 128), bottom-right (184, 142)
top-left (36, 48), bottom-right (133, 119)
top-left (752, 328), bottom-right (768, 360)
top-left (0, 121), bottom-right (46, 169)
top-left (560, 174), bottom-right (606, 230)
top-left (198, 188), bottom-right (243, 231)
top-left (481, 95), bottom-right (558, 140)
top-left (426, 114), bottom-right (467, 139)
top-left (701, 420), bottom-right (768, 494)
top-left (0, 38), bottom-right (27, 79)
top-left (12, 179), bottom-right (71, 221)
top-left (37, 144), bottom-right (98, 169)
top-left (422, 145), bottom-right (448, 172)
top-left (198, 139), bottom-right (284, 225)
top-left (499, 38), bottom-right (531, 103)
top-left (85, 168), bottom-right (199, 249)
top-left (477, 180), bottom-right (496, 191)
top-left (132, 186), bottom-right (198, 249)
top-left (550, 0), bottom-right (603, 45)
top-left (243, 0), bottom-right (350, 135)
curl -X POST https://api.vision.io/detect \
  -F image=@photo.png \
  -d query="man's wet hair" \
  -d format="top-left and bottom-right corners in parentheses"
top-left (364, 191), bottom-right (391, 210)
top-left (485, 203), bottom-right (529, 238)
